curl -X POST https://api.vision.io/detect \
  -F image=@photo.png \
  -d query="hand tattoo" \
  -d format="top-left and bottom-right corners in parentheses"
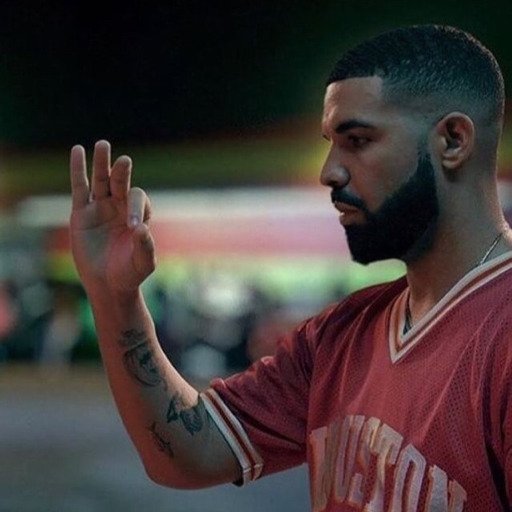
top-left (166, 395), bottom-right (203, 436)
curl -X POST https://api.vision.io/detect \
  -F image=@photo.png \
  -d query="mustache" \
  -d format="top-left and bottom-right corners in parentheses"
top-left (330, 188), bottom-right (367, 211)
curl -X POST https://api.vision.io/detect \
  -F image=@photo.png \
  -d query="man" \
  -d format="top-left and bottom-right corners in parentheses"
top-left (69, 25), bottom-right (511, 511)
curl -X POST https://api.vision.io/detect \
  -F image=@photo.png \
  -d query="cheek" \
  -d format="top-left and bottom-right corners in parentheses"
top-left (375, 150), bottom-right (420, 204)
top-left (352, 161), bottom-right (410, 213)
top-left (346, 136), bottom-right (420, 211)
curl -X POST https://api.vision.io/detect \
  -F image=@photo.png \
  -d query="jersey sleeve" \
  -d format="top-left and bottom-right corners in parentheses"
top-left (200, 314), bottom-right (320, 485)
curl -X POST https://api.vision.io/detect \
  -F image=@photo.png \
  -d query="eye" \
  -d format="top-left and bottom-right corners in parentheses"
top-left (347, 134), bottom-right (371, 149)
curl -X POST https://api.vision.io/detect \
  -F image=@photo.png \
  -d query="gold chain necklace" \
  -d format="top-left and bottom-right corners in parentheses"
top-left (477, 232), bottom-right (503, 266)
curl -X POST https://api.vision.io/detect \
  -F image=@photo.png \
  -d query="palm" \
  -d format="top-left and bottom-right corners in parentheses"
top-left (71, 199), bottom-right (130, 287)
top-left (69, 142), bottom-right (155, 294)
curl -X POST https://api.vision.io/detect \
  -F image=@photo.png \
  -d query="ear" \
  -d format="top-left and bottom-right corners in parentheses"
top-left (433, 112), bottom-right (475, 171)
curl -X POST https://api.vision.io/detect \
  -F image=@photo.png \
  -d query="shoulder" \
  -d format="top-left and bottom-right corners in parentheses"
top-left (310, 277), bottom-right (406, 329)
top-left (466, 271), bottom-right (512, 388)
top-left (297, 276), bottom-right (406, 349)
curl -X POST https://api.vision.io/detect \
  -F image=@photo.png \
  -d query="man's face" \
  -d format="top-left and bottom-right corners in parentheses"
top-left (321, 77), bottom-right (439, 264)
top-left (332, 149), bottom-right (438, 264)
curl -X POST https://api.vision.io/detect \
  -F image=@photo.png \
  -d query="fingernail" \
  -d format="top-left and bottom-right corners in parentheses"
top-left (129, 214), bottom-right (140, 227)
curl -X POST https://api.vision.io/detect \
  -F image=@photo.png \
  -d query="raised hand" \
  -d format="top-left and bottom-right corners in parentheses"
top-left (69, 140), bottom-right (156, 294)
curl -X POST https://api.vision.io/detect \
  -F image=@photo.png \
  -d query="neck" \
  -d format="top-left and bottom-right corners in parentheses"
top-left (405, 215), bottom-right (511, 324)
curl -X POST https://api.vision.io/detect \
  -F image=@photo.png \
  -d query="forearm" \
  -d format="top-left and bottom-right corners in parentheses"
top-left (88, 287), bottom-right (240, 488)
top-left (69, 142), bottom-right (240, 488)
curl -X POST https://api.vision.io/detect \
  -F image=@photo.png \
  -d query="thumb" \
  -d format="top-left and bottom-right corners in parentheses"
top-left (132, 223), bottom-right (157, 279)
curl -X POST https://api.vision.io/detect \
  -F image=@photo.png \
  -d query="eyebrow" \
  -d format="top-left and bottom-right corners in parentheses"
top-left (322, 119), bottom-right (376, 141)
top-left (335, 119), bottom-right (375, 134)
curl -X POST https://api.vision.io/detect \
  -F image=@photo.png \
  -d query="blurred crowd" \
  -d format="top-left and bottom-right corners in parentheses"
top-left (0, 238), bottom-right (344, 380)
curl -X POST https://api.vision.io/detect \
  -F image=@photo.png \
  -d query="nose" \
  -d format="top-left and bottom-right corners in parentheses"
top-left (319, 148), bottom-right (350, 189)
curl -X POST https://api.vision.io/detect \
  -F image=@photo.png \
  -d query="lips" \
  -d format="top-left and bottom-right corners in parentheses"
top-left (333, 201), bottom-right (359, 215)
top-left (333, 201), bottom-right (362, 225)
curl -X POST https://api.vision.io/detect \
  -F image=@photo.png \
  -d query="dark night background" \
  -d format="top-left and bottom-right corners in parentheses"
top-left (0, 0), bottom-right (510, 148)
top-left (1, 4), bottom-right (512, 511)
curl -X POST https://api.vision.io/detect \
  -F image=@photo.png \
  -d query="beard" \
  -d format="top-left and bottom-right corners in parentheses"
top-left (331, 149), bottom-right (439, 265)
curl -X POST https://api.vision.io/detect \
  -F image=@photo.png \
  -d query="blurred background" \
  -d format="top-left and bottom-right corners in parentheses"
top-left (1, 1), bottom-right (512, 511)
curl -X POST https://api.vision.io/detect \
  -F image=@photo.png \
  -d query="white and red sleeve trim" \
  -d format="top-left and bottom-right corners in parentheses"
top-left (200, 388), bottom-right (264, 485)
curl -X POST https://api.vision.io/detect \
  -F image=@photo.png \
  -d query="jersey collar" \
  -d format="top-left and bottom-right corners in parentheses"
top-left (388, 251), bottom-right (512, 364)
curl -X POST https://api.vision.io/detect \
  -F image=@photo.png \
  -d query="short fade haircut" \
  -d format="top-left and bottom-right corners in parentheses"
top-left (327, 25), bottom-right (505, 134)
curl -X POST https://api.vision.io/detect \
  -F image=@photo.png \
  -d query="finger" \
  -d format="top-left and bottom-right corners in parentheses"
top-left (132, 224), bottom-right (157, 279)
top-left (127, 187), bottom-right (152, 228)
top-left (70, 145), bottom-right (90, 210)
top-left (92, 140), bottom-right (111, 199)
top-left (110, 155), bottom-right (132, 201)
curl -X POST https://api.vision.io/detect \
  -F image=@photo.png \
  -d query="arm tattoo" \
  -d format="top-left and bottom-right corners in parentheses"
top-left (166, 396), bottom-right (180, 422)
top-left (119, 329), bottom-right (147, 348)
top-left (180, 408), bottom-right (203, 436)
top-left (166, 395), bottom-right (204, 436)
top-left (123, 341), bottom-right (162, 387)
top-left (148, 422), bottom-right (174, 458)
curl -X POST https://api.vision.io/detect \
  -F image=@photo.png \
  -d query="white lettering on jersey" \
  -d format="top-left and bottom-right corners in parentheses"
top-left (335, 415), bottom-right (365, 504)
top-left (309, 416), bottom-right (347, 512)
top-left (425, 465), bottom-right (448, 511)
top-left (348, 417), bottom-right (381, 507)
top-left (366, 423), bottom-right (403, 512)
top-left (390, 444), bottom-right (426, 512)
top-left (423, 465), bottom-right (466, 512)
top-left (310, 425), bottom-right (329, 512)
top-left (448, 480), bottom-right (467, 512)
top-left (309, 415), bottom-right (467, 512)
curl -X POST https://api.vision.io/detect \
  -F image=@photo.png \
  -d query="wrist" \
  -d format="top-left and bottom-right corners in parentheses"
top-left (87, 286), bottom-right (143, 314)
top-left (87, 286), bottom-right (155, 336)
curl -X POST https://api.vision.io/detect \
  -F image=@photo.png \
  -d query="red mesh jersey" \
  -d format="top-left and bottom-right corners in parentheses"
top-left (201, 253), bottom-right (512, 511)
